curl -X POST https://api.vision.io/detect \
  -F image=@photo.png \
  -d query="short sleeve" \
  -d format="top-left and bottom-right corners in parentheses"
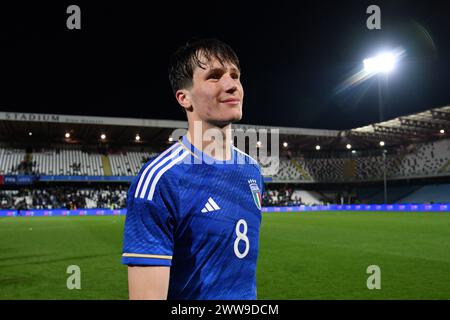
top-left (121, 179), bottom-right (176, 266)
top-left (260, 174), bottom-right (265, 198)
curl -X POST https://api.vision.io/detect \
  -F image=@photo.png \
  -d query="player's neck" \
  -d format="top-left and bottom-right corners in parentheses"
top-left (186, 122), bottom-right (233, 161)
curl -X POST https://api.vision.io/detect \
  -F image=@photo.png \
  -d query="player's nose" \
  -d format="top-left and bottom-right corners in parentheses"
top-left (221, 74), bottom-right (239, 94)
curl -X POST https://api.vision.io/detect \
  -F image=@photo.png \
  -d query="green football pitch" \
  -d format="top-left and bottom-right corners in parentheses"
top-left (0, 211), bottom-right (449, 299)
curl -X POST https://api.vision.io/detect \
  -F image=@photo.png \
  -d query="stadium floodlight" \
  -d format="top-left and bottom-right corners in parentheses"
top-left (283, 142), bottom-right (288, 148)
top-left (100, 134), bottom-right (106, 140)
top-left (362, 49), bottom-right (405, 122)
top-left (65, 132), bottom-right (71, 139)
top-left (440, 129), bottom-right (445, 134)
top-left (346, 144), bottom-right (352, 150)
top-left (135, 134), bottom-right (141, 141)
top-left (363, 52), bottom-right (396, 74)
top-left (351, 150), bottom-right (356, 154)
top-left (315, 145), bottom-right (321, 150)
top-left (168, 136), bottom-right (173, 142)
top-left (350, 49), bottom-right (403, 203)
top-left (335, 48), bottom-right (404, 95)
top-left (28, 132), bottom-right (33, 136)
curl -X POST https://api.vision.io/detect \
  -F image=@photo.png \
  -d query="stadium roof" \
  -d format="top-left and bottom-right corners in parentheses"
top-left (0, 111), bottom-right (338, 149)
top-left (347, 105), bottom-right (450, 147)
top-left (0, 106), bottom-right (448, 151)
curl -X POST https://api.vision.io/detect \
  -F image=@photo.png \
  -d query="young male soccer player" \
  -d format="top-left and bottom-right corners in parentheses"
top-left (122, 39), bottom-right (264, 300)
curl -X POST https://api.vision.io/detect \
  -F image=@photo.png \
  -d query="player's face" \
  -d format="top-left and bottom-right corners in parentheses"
top-left (189, 56), bottom-right (243, 127)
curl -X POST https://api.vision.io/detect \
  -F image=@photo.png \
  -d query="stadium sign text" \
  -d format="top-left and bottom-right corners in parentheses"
top-left (5, 112), bottom-right (60, 122)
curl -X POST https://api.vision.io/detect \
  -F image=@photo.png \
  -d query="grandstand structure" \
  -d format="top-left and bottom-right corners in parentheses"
top-left (1, 106), bottom-right (450, 207)
top-left (265, 137), bottom-right (450, 183)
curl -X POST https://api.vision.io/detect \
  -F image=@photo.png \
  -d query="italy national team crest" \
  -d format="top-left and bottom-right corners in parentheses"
top-left (248, 179), bottom-right (262, 210)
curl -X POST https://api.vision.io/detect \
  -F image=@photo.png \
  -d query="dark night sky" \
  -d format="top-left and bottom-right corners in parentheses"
top-left (0, 0), bottom-right (449, 130)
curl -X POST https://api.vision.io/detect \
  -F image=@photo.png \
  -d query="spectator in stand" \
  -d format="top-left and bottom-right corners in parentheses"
top-left (0, 185), bottom-right (128, 210)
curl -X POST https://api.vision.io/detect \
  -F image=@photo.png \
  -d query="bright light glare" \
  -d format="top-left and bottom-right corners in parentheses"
top-left (379, 141), bottom-right (385, 147)
top-left (363, 53), bottom-right (396, 73)
top-left (315, 145), bottom-right (321, 150)
top-left (440, 129), bottom-right (445, 134)
top-left (346, 144), bottom-right (352, 149)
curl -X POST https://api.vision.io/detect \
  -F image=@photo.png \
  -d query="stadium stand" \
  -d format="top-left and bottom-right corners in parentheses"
top-left (398, 139), bottom-right (450, 177)
top-left (1, 138), bottom-right (449, 183)
top-left (0, 148), bottom-right (27, 175)
top-left (355, 185), bottom-right (422, 204)
top-left (0, 148), bottom-right (158, 176)
top-left (262, 185), bottom-right (326, 206)
top-left (291, 190), bottom-right (323, 205)
top-left (31, 149), bottom-right (104, 176)
top-left (397, 184), bottom-right (450, 203)
top-left (109, 151), bottom-right (157, 176)
top-left (0, 185), bottom-right (127, 210)
top-left (273, 159), bottom-right (303, 181)
top-left (1, 108), bottom-right (449, 209)
top-left (0, 138), bottom-right (449, 180)
top-left (266, 138), bottom-right (450, 182)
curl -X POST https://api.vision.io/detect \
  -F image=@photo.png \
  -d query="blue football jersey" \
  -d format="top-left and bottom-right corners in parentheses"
top-left (122, 135), bottom-right (264, 300)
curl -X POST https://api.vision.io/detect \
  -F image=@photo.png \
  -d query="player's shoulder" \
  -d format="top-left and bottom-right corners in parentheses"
top-left (131, 142), bottom-right (190, 201)
top-left (232, 146), bottom-right (261, 172)
top-left (232, 145), bottom-right (258, 164)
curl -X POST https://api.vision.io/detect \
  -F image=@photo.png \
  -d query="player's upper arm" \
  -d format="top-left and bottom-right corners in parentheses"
top-left (128, 266), bottom-right (170, 300)
top-left (121, 195), bottom-right (175, 266)
top-left (122, 160), bottom-right (179, 267)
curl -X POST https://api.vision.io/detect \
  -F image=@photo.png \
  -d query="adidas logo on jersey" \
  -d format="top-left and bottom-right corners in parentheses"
top-left (201, 197), bottom-right (221, 213)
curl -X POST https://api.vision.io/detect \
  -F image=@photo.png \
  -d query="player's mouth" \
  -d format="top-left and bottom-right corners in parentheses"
top-left (220, 98), bottom-right (241, 105)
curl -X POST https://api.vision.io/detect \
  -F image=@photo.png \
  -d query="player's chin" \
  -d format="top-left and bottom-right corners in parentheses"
top-left (222, 106), bottom-right (242, 121)
top-left (211, 114), bottom-right (242, 128)
top-left (225, 110), bottom-right (242, 124)
top-left (232, 111), bottom-right (243, 122)
top-left (209, 107), bottom-right (242, 126)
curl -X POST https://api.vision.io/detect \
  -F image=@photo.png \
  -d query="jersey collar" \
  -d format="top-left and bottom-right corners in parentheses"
top-left (180, 135), bottom-right (236, 165)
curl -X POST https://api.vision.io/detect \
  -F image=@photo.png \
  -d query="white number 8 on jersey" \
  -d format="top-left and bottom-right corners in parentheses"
top-left (234, 219), bottom-right (249, 259)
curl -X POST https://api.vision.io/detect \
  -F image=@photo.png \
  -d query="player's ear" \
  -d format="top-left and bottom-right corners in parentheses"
top-left (175, 89), bottom-right (193, 112)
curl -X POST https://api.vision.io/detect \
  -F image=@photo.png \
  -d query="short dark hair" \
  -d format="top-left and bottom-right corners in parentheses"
top-left (168, 38), bottom-right (241, 95)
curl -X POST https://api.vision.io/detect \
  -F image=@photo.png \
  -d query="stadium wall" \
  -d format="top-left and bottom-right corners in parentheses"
top-left (2, 204), bottom-right (449, 217)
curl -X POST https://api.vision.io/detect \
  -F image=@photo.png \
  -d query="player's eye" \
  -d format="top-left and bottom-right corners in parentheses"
top-left (207, 73), bottom-right (221, 80)
top-left (231, 72), bottom-right (240, 80)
